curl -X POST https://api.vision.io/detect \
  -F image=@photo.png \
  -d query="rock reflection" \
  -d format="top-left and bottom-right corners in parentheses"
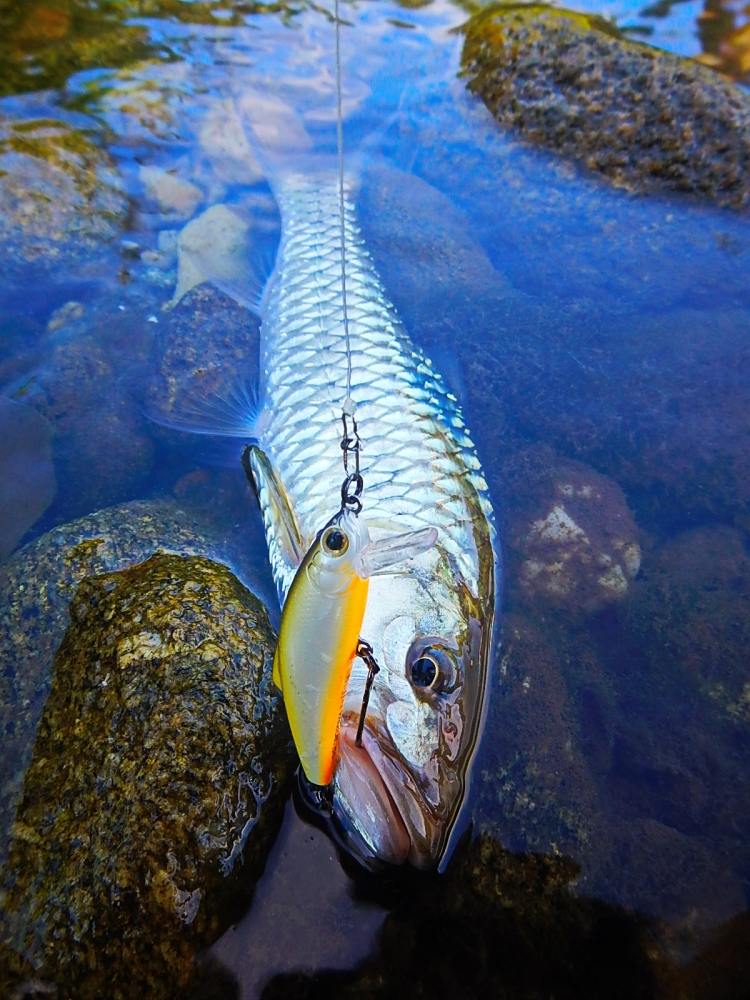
top-left (697, 0), bottom-right (750, 79)
top-left (0, 0), bottom-right (312, 97)
top-left (258, 834), bottom-right (668, 999)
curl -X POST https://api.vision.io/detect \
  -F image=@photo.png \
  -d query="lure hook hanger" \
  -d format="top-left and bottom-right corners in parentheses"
top-left (340, 407), bottom-right (363, 513)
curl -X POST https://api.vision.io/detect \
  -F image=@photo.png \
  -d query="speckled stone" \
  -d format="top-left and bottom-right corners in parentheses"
top-left (504, 446), bottom-right (641, 613)
top-left (0, 115), bottom-right (128, 268)
top-left (461, 4), bottom-right (750, 210)
top-left (0, 498), bottom-right (267, 863)
top-left (0, 552), bottom-right (292, 999)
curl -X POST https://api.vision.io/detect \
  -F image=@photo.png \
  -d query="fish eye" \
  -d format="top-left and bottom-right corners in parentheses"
top-left (407, 640), bottom-right (458, 694)
top-left (322, 526), bottom-right (349, 557)
top-left (411, 655), bottom-right (438, 688)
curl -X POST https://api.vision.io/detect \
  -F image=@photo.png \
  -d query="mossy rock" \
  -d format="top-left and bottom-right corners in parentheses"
top-left (0, 115), bottom-right (128, 267)
top-left (0, 498), bottom-right (269, 864)
top-left (461, 3), bottom-right (750, 210)
top-left (0, 552), bottom-right (293, 999)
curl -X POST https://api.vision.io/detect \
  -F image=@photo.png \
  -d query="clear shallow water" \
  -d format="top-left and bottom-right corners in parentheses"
top-left (0, 0), bottom-right (749, 996)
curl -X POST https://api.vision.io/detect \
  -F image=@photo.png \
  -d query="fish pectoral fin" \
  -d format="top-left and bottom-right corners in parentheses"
top-left (359, 526), bottom-right (438, 577)
top-left (146, 374), bottom-right (262, 440)
top-left (244, 445), bottom-right (307, 598)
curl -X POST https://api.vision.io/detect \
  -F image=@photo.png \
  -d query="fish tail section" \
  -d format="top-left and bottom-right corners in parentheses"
top-left (233, 89), bottom-right (359, 198)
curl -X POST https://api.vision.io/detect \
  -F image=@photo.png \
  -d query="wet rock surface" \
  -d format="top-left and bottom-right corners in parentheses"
top-left (461, 4), bottom-right (750, 210)
top-left (0, 498), bottom-right (270, 864)
top-left (0, 552), bottom-right (292, 999)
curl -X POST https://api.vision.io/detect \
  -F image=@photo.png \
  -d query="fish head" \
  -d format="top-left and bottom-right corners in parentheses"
top-left (330, 532), bottom-right (495, 870)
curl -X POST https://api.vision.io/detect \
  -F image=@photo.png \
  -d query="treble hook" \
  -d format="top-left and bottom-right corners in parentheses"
top-left (355, 639), bottom-right (380, 746)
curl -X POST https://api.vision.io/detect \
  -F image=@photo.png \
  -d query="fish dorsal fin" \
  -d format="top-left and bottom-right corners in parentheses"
top-left (244, 445), bottom-right (307, 602)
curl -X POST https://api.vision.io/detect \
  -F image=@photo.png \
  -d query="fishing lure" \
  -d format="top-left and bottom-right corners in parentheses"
top-left (273, 503), bottom-right (436, 787)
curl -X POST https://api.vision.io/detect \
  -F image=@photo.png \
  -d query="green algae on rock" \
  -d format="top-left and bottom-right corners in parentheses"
top-left (0, 498), bottom-right (271, 866)
top-left (0, 552), bottom-right (292, 999)
top-left (0, 115), bottom-right (128, 267)
top-left (460, 4), bottom-right (750, 210)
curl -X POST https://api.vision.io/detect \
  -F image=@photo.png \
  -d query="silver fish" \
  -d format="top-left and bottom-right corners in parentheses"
top-left (245, 169), bottom-right (498, 869)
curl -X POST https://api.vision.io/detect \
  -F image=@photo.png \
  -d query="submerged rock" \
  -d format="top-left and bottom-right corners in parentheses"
top-left (625, 526), bottom-right (750, 727)
top-left (476, 613), bottom-right (602, 859)
top-left (0, 397), bottom-right (55, 559)
top-left (0, 498), bottom-right (270, 864)
top-left (168, 205), bottom-right (256, 309)
top-left (151, 283), bottom-right (261, 434)
top-left (504, 446), bottom-right (640, 612)
top-left (0, 115), bottom-right (128, 268)
top-left (461, 4), bottom-right (750, 210)
top-left (0, 553), bottom-right (292, 999)
top-left (140, 164), bottom-right (204, 219)
top-left (14, 325), bottom-right (155, 520)
top-left (197, 98), bottom-right (265, 187)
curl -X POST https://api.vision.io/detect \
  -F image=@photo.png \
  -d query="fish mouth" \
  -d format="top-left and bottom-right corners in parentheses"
top-left (332, 719), bottom-right (412, 867)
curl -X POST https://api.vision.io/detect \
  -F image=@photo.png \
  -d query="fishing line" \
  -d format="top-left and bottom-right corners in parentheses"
top-left (334, 0), bottom-right (353, 406)
top-left (334, 0), bottom-right (364, 517)
top-left (332, 0), bottom-right (380, 747)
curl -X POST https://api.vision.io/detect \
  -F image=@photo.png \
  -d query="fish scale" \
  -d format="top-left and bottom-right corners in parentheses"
top-left (256, 172), bottom-right (494, 601)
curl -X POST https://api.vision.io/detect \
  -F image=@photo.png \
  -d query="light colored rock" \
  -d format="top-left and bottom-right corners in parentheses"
top-left (140, 164), bottom-right (203, 219)
top-left (46, 300), bottom-right (84, 333)
top-left (168, 204), bottom-right (254, 308)
top-left (198, 98), bottom-right (264, 185)
top-left (529, 505), bottom-right (588, 544)
top-left (510, 448), bottom-right (641, 613)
